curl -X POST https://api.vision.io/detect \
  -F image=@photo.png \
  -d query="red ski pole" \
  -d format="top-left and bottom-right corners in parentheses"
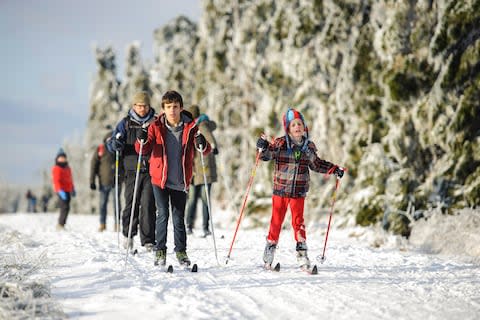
top-left (319, 166), bottom-right (346, 263)
top-left (225, 149), bottom-right (262, 264)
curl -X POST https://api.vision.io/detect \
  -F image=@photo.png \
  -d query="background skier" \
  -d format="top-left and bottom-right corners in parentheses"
top-left (185, 104), bottom-right (219, 237)
top-left (51, 148), bottom-right (75, 230)
top-left (25, 189), bottom-right (37, 213)
top-left (90, 130), bottom-right (122, 232)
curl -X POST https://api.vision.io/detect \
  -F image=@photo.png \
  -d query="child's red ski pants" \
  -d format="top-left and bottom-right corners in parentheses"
top-left (267, 195), bottom-right (306, 243)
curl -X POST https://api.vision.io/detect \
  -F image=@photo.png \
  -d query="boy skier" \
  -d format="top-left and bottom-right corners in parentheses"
top-left (256, 107), bottom-right (344, 270)
top-left (135, 90), bottom-right (211, 267)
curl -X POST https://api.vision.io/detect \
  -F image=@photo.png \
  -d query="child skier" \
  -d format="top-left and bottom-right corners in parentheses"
top-left (256, 107), bottom-right (344, 270)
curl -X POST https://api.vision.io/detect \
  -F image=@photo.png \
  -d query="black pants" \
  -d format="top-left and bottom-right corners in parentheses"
top-left (152, 186), bottom-right (187, 252)
top-left (57, 193), bottom-right (71, 226)
top-left (122, 171), bottom-right (155, 245)
top-left (186, 183), bottom-right (211, 231)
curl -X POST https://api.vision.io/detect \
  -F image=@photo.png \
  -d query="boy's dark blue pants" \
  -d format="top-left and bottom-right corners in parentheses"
top-left (152, 186), bottom-right (188, 252)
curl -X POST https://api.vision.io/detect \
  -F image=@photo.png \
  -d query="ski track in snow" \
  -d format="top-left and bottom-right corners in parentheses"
top-left (1, 213), bottom-right (479, 320)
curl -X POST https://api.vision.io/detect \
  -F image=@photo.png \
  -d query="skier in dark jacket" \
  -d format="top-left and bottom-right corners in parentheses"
top-left (90, 131), bottom-right (122, 232)
top-left (107, 92), bottom-right (156, 252)
top-left (25, 189), bottom-right (37, 213)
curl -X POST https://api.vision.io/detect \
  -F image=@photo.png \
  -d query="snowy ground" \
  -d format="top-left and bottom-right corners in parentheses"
top-left (1, 212), bottom-right (479, 319)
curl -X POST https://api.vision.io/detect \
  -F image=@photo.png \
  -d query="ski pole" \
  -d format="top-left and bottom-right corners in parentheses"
top-left (225, 149), bottom-right (262, 264)
top-left (319, 166), bottom-right (346, 263)
top-left (197, 141), bottom-right (220, 266)
top-left (115, 133), bottom-right (121, 248)
top-left (124, 139), bottom-right (144, 268)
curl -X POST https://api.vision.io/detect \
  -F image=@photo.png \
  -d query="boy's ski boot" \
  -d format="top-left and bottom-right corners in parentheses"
top-left (176, 251), bottom-right (191, 267)
top-left (263, 241), bottom-right (277, 269)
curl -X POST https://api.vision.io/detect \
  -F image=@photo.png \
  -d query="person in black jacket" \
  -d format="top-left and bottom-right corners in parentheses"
top-left (107, 92), bottom-right (156, 252)
top-left (90, 131), bottom-right (122, 232)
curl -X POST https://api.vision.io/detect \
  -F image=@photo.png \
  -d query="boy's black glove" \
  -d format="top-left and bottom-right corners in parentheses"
top-left (195, 134), bottom-right (207, 150)
top-left (334, 167), bottom-right (344, 179)
top-left (111, 138), bottom-right (124, 152)
top-left (256, 137), bottom-right (269, 150)
top-left (137, 127), bottom-right (148, 141)
top-left (90, 183), bottom-right (96, 190)
top-left (213, 147), bottom-right (219, 155)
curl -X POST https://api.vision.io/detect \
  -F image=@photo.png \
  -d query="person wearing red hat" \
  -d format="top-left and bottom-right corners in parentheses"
top-left (256, 107), bottom-right (345, 269)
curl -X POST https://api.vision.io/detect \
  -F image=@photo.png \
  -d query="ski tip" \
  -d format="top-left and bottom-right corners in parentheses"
top-left (264, 262), bottom-right (280, 272)
top-left (191, 264), bottom-right (198, 272)
top-left (167, 265), bottom-right (174, 273)
top-left (300, 265), bottom-right (318, 275)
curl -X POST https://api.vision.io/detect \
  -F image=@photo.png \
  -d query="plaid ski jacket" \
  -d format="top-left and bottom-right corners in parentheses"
top-left (260, 136), bottom-right (335, 198)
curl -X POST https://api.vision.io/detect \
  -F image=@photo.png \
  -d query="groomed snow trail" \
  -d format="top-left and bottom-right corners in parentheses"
top-left (1, 213), bottom-right (479, 319)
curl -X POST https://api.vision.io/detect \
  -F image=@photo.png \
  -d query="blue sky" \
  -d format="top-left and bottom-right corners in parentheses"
top-left (0, 0), bottom-right (201, 186)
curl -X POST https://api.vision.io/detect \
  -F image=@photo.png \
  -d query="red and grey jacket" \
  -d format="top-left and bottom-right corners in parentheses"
top-left (135, 111), bottom-right (211, 190)
top-left (260, 136), bottom-right (335, 198)
top-left (51, 164), bottom-right (74, 193)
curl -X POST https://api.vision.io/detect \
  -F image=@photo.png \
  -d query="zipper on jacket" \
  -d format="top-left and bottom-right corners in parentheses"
top-left (291, 161), bottom-right (299, 197)
top-left (182, 124), bottom-right (196, 192)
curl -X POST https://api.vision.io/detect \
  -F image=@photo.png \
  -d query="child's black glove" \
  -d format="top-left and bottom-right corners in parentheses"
top-left (195, 133), bottom-right (207, 150)
top-left (256, 137), bottom-right (269, 150)
top-left (213, 147), bottom-right (219, 155)
top-left (334, 167), bottom-right (344, 179)
top-left (90, 183), bottom-right (96, 190)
